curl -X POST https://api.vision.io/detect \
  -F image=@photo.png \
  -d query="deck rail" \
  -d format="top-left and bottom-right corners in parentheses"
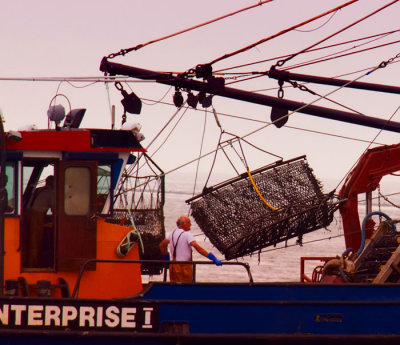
top-left (72, 259), bottom-right (253, 298)
top-left (300, 256), bottom-right (335, 282)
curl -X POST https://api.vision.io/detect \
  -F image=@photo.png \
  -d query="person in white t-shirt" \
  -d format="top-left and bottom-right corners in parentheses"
top-left (159, 215), bottom-right (222, 282)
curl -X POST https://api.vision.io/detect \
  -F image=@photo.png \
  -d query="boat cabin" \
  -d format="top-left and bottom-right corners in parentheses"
top-left (2, 111), bottom-right (146, 299)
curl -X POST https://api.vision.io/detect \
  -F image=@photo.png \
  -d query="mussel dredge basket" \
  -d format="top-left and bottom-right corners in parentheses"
top-left (187, 156), bottom-right (343, 260)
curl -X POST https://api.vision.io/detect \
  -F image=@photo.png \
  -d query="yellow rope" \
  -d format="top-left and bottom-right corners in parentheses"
top-left (247, 169), bottom-right (280, 212)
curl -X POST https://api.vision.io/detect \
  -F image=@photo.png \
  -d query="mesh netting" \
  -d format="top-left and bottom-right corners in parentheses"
top-left (108, 154), bottom-right (166, 275)
top-left (110, 208), bottom-right (165, 274)
top-left (188, 157), bottom-right (343, 260)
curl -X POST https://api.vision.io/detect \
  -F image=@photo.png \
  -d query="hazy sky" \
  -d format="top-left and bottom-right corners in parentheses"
top-left (1, 0), bottom-right (400, 190)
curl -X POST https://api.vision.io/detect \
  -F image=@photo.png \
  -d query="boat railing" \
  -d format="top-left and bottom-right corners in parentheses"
top-left (300, 256), bottom-right (336, 283)
top-left (72, 259), bottom-right (254, 298)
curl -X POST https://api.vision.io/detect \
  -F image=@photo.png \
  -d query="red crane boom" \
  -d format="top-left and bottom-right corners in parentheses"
top-left (339, 143), bottom-right (400, 250)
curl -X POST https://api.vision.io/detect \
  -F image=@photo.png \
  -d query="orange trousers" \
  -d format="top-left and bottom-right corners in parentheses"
top-left (169, 262), bottom-right (193, 282)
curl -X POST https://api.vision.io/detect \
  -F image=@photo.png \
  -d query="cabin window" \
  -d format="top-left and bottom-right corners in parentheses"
top-left (96, 164), bottom-right (111, 213)
top-left (5, 164), bottom-right (16, 213)
top-left (64, 167), bottom-right (91, 215)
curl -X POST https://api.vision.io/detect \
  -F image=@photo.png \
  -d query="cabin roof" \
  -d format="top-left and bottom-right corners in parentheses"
top-left (5, 129), bottom-right (145, 153)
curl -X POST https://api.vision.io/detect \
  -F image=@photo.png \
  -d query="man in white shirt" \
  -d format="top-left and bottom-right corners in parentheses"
top-left (159, 215), bottom-right (222, 282)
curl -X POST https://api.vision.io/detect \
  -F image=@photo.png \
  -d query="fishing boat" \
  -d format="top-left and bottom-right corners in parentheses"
top-left (2, 1), bottom-right (400, 344)
top-left (0, 62), bottom-right (399, 344)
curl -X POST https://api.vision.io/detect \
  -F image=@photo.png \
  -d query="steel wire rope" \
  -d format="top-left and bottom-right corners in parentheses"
top-left (233, 60), bottom-right (390, 158)
top-left (191, 109), bottom-right (208, 202)
top-left (16, 73), bottom-right (387, 149)
top-left (208, 0), bottom-right (359, 66)
top-left (117, 104), bottom-right (189, 205)
top-left (284, 79), bottom-right (365, 116)
top-left (16, 33), bottom-right (392, 87)
top-left (221, 37), bottom-right (400, 87)
top-left (254, 212), bottom-right (400, 256)
top-left (252, 59), bottom-right (400, 93)
top-left (148, 106), bottom-right (189, 159)
top-left (106, 0), bottom-right (274, 59)
top-left (190, 215), bottom-right (353, 257)
top-left (378, 190), bottom-right (400, 209)
top-left (138, 98), bottom-right (382, 145)
top-left (215, 29), bottom-right (400, 74)
top-left (359, 191), bottom-right (400, 205)
top-left (191, 202), bottom-right (400, 256)
top-left (257, 231), bottom-right (344, 254)
top-left (204, 131), bottom-right (281, 211)
top-left (219, 38), bottom-right (400, 87)
top-left (3, 31), bottom-right (398, 88)
top-left (124, 102), bottom-right (188, 179)
top-left (294, 10), bottom-right (339, 32)
top-left (335, 104), bottom-right (400, 191)
top-left (274, 0), bottom-right (400, 69)
top-left (126, 83), bottom-right (173, 106)
top-left (280, 39), bottom-right (400, 72)
top-left (108, 52), bottom-right (400, 194)
top-left (51, 68), bottom-right (393, 192)
top-left (0, 76), bottom-right (164, 83)
top-left (122, 65), bottom-right (393, 193)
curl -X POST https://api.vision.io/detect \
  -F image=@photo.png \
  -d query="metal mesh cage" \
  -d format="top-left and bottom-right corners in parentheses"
top-left (188, 156), bottom-right (343, 260)
top-left (108, 154), bottom-right (166, 275)
top-left (110, 208), bottom-right (165, 274)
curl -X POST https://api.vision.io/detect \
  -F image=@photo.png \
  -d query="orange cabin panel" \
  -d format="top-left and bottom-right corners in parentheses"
top-left (4, 217), bottom-right (143, 299)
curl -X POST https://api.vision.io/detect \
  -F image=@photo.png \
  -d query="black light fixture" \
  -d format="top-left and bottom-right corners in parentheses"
top-left (270, 107), bottom-right (289, 128)
top-left (187, 91), bottom-right (198, 109)
top-left (173, 89), bottom-right (184, 108)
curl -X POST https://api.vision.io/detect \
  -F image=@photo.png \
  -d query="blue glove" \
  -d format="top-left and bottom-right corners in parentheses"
top-left (162, 253), bottom-right (170, 261)
top-left (208, 252), bottom-right (222, 266)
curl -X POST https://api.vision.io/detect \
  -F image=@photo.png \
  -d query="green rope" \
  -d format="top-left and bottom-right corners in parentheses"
top-left (116, 188), bottom-right (144, 257)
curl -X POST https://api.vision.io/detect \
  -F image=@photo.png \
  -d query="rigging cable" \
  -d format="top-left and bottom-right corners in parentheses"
top-left (215, 29), bottom-right (400, 73)
top-left (210, 56), bottom-right (399, 175)
top-left (378, 189), bottom-right (400, 209)
top-left (208, 0), bottom-right (359, 66)
top-left (285, 80), bottom-right (364, 115)
top-left (294, 10), bottom-right (339, 32)
top-left (281, 39), bottom-right (400, 72)
top-left (274, 0), bottom-right (400, 69)
top-left (191, 109), bottom-right (208, 201)
top-left (140, 97), bottom-right (380, 145)
top-left (252, 59), bottom-right (400, 93)
top-left (223, 32), bottom-right (400, 87)
top-left (145, 102), bottom-right (187, 151)
top-left (123, 60), bottom-right (396, 193)
top-left (149, 106), bottom-right (190, 158)
top-left (335, 103), bottom-right (400, 191)
top-left (106, 0), bottom-right (274, 59)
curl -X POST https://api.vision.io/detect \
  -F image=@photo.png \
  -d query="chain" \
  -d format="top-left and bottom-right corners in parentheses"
top-left (287, 80), bottom-right (317, 96)
top-left (106, 45), bottom-right (144, 60)
top-left (378, 52), bottom-right (400, 69)
top-left (277, 80), bottom-right (284, 98)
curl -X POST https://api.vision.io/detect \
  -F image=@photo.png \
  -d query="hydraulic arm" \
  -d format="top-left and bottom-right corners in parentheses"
top-left (338, 143), bottom-right (400, 251)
